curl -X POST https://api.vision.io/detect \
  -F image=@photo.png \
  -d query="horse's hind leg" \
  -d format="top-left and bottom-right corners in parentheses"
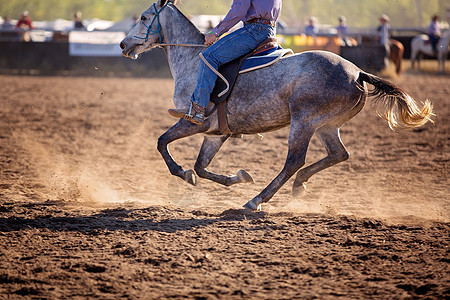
top-left (416, 54), bottom-right (422, 72)
top-left (438, 54), bottom-right (446, 74)
top-left (243, 121), bottom-right (315, 210)
top-left (292, 126), bottom-right (349, 197)
top-left (394, 50), bottom-right (402, 75)
top-left (194, 136), bottom-right (254, 186)
top-left (411, 52), bottom-right (419, 72)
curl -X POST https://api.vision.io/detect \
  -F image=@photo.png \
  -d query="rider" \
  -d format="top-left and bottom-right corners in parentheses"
top-left (168, 0), bottom-right (282, 125)
top-left (427, 14), bottom-right (441, 54)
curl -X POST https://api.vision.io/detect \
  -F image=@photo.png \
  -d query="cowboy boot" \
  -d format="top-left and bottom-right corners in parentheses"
top-left (168, 100), bottom-right (206, 125)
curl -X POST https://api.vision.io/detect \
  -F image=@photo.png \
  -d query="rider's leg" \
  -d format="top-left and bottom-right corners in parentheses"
top-left (168, 23), bottom-right (275, 124)
top-left (429, 35), bottom-right (438, 53)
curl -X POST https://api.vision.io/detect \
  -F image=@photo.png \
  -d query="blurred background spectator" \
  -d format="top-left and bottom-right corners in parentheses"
top-left (1, 16), bottom-right (14, 30)
top-left (336, 16), bottom-right (349, 46)
top-left (377, 14), bottom-right (391, 68)
top-left (73, 11), bottom-right (85, 30)
top-left (16, 10), bottom-right (33, 30)
top-left (304, 17), bottom-right (318, 37)
top-left (16, 10), bottom-right (33, 41)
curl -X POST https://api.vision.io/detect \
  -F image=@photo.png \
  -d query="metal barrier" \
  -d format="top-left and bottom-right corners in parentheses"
top-left (0, 40), bottom-right (170, 76)
top-left (340, 44), bottom-right (387, 73)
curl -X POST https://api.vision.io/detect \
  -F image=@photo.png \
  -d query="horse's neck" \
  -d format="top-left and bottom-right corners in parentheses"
top-left (441, 31), bottom-right (450, 46)
top-left (166, 45), bottom-right (202, 83)
top-left (163, 7), bottom-right (205, 106)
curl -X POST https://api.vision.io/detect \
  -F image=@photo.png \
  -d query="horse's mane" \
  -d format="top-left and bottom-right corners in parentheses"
top-left (163, 0), bottom-right (204, 37)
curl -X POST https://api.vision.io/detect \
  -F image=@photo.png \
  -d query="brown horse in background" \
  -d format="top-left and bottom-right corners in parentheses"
top-left (389, 39), bottom-right (404, 75)
top-left (352, 37), bottom-right (404, 75)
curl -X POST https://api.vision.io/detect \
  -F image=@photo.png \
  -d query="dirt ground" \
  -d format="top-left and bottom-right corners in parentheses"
top-left (0, 71), bottom-right (448, 299)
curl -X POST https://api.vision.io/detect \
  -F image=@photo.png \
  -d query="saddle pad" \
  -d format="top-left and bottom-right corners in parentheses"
top-left (239, 48), bottom-right (294, 74)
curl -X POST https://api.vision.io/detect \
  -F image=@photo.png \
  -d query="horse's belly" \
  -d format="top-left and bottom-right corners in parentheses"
top-left (227, 111), bottom-right (291, 134)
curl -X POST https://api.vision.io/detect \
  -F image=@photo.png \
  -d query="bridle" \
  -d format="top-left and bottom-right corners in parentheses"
top-left (132, 1), bottom-right (226, 96)
top-left (134, 2), bottom-right (168, 43)
top-left (134, 1), bottom-right (206, 48)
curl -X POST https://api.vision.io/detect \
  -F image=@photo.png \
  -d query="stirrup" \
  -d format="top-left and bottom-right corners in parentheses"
top-left (183, 102), bottom-right (194, 120)
top-left (184, 101), bottom-right (205, 124)
top-left (167, 101), bottom-right (205, 125)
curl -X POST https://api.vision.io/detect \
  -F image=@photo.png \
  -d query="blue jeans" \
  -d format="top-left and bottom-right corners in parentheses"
top-left (192, 23), bottom-right (276, 108)
top-left (428, 34), bottom-right (439, 52)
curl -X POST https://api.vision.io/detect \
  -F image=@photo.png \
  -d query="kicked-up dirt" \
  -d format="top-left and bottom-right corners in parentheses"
top-left (0, 73), bottom-right (448, 299)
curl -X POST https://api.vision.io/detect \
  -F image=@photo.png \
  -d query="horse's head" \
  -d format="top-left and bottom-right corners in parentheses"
top-left (120, 0), bottom-right (176, 59)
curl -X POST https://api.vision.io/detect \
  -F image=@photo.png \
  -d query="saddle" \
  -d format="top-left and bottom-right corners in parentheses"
top-left (206, 38), bottom-right (293, 135)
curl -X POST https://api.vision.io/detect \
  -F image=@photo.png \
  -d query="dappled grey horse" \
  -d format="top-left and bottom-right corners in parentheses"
top-left (120, 0), bottom-right (434, 210)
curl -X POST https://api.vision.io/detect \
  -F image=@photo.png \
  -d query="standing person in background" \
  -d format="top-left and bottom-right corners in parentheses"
top-left (16, 11), bottom-right (33, 41)
top-left (168, 0), bottom-right (282, 125)
top-left (377, 14), bottom-right (391, 66)
top-left (16, 11), bottom-right (32, 30)
top-left (336, 16), bottom-right (348, 46)
top-left (1, 16), bottom-right (15, 30)
top-left (73, 12), bottom-right (85, 30)
top-left (427, 14), bottom-right (441, 54)
top-left (377, 14), bottom-right (390, 47)
top-left (304, 17), bottom-right (318, 37)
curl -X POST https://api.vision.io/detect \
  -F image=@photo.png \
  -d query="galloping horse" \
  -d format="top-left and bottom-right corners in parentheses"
top-left (389, 39), bottom-right (404, 75)
top-left (411, 30), bottom-right (450, 73)
top-left (120, 0), bottom-right (434, 210)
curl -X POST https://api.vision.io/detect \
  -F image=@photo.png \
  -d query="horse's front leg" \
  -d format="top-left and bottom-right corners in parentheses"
top-left (194, 136), bottom-right (254, 186)
top-left (157, 119), bottom-right (208, 185)
top-left (438, 53), bottom-right (446, 74)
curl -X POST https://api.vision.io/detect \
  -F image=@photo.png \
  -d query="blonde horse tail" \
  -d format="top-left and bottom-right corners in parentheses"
top-left (358, 72), bottom-right (434, 131)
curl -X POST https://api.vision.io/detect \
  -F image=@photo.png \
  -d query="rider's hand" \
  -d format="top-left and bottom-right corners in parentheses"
top-left (204, 33), bottom-right (218, 46)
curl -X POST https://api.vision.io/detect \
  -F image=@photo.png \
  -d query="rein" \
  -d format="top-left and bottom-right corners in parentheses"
top-left (152, 43), bottom-right (207, 48)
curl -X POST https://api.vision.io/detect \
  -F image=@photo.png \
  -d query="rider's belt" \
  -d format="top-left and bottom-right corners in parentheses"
top-left (245, 18), bottom-right (276, 27)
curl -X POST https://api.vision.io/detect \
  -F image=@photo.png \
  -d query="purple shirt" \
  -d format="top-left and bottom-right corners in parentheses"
top-left (428, 21), bottom-right (441, 36)
top-left (211, 0), bottom-right (282, 37)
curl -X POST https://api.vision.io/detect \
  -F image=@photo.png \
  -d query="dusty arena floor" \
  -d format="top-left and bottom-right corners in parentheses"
top-left (0, 72), bottom-right (449, 299)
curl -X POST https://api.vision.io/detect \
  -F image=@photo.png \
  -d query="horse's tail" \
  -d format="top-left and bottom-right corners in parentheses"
top-left (358, 72), bottom-right (434, 131)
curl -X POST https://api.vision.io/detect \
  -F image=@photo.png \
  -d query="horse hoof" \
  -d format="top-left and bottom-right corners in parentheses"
top-left (183, 169), bottom-right (197, 186)
top-left (243, 197), bottom-right (261, 210)
top-left (292, 183), bottom-right (306, 198)
top-left (237, 169), bottom-right (254, 183)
